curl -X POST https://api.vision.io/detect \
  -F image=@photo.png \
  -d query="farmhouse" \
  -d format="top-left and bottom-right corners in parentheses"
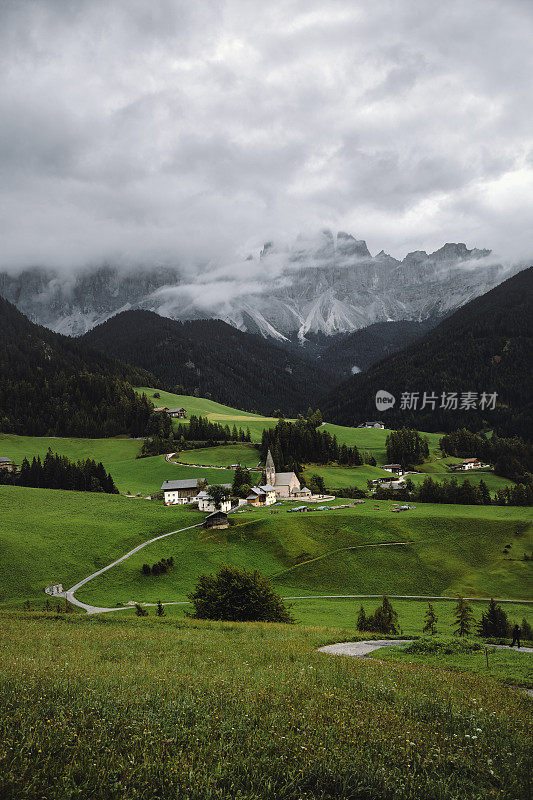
top-left (357, 421), bottom-right (385, 429)
top-left (265, 450), bottom-right (311, 499)
top-left (167, 407), bottom-right (187, 418)
top-left (196, 484), bottom-right (232, 513)
top-left (382, 463), bottom-right (403, 475)
top-left (161, 478), bottom-right (205, 505)
top-left (371, 477), bottom-right (406, 490)
top-left (453, 457), bottom-right (483, 471)
top-left (246, 484), bottom-right (277, 506)
top-left (204, 511), bottom-right (229, 530)
top-left (0, 457), bottom-right (14, 471)
top-left (153, 406), bottom-right (169, 413)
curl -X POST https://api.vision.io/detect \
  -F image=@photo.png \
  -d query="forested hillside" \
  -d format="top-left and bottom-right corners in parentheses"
top-left (81, 311), bottom-right (328, 415)
top-left (321, 268), bottom-right (533, 438)
top-left (0, 296), bottom-right (154, 436)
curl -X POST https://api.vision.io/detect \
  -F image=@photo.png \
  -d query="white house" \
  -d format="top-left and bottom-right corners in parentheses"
top-left (382, 464), bottom-right (403, 475)
top-left (196, 484), bottom-right (232, 513)
top-left (167, 407), bottom-right (187, 418)
top-left (162, 478), bottom-right (205, 505)
top-left (458, 458), bottom-right (482, 471)
top-left (357, 421), bottom-right (385, 429)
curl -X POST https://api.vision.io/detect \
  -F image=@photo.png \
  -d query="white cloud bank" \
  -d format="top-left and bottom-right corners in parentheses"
top-left (0, 0), bottom-right (532, 274)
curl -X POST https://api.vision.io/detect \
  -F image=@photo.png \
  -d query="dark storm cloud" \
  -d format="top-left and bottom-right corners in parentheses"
top-left (0, 0), bottom-right (532, 273)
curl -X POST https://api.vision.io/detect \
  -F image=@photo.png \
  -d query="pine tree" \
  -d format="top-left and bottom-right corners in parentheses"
top-left (477, 599), bottom-right (510, 637)
top-left (422, 602), bottom-right (438, 635)
top-left (453, 596), bottom-right (475, 636)
top-left (135, 603), bottom-right (148, 617)
top-left (356, 605), bottom-right (367, 631)
top-left (156, 600), bottom-right (166, 617)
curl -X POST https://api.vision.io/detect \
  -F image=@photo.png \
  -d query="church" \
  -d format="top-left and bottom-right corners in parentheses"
top-left (265, 449), bottom-right (311, 500)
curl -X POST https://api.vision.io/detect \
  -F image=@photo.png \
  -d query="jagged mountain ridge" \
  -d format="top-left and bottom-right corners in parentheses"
top-left (0, 232), bottom-right (520, 339)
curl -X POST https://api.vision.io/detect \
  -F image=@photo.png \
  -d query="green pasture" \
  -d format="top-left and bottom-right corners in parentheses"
top-left (408, 468), bottom-right (515, 492)
top-left (177, 443), bottom-right (260, 468)
top-left (75, 497), bottom-right (533, 609)
top-left (303, 463), bottom-right (394, 489)
top-left (371, 640), bottom-right (533, 687)
top-left (110, 456), bottom-right (235, 495)
top-left (320, 423), bottom-right (442, 463)
top-left (0, 433), bottom-right (142, 466)
top-left (0, 613), bottom-right (531, 800)
top-left (137, 387), bottom-right (279, 441)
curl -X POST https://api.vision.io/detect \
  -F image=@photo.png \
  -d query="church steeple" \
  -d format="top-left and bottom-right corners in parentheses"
top-left (265, 449), bottom-right (276, 487)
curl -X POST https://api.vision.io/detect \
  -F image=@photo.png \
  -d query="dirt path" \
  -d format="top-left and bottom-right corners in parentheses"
top-left (318, 640), bottom-right (533, 657)
top-left (56, 522), bottom-right (203, 614)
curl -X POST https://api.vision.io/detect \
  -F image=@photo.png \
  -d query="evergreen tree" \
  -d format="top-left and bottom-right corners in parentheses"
top-left (422, 602), bottom-right (438, 635)
top-left (156, 600), bottom-right (166, 617)
top-left (356, 605), bottom-right (367, 631)
top-left (477, 599), bottom-right (510, 638)
top-left (453, 596), bottom-right (475, 636)
top-left (135, 603), bottom-right (148, 617)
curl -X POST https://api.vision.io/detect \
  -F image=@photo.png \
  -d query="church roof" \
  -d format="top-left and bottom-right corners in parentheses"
top-left (265, 449), bottom-right (275, 470)
top-left (274, 472), bottom-right (298, 485)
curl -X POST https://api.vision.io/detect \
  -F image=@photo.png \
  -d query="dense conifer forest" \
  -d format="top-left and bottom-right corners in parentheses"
top-left (81, 311), bottom-right (329, 416)
top-left (321, 267), bottom-right (533, 439)
top-left (0, 296), bottom-right (154, 437)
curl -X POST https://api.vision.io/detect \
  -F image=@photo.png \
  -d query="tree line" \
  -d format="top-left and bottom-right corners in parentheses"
top-left (139, 412), bottom-right (253, 457)
top-left (260, 415), bottom-right (366, 477)
top-left (371, 475), bottom-right (533, 506)
top-left (0, 449), bottom-right (118, 493)
top-left (440, 428), bottom-right (533, 483)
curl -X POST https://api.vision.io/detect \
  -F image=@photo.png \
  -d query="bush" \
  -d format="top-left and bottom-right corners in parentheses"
top-left (188, 565), bottom-right (294, 623)
top-left (405, 637), bottom-right (483, 655)
top-left (356, 596), bottom-right (399, 634)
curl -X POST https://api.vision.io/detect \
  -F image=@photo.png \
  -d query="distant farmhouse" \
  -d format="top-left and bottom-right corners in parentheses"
top-left (167, 407), bottom-right (187, 419)
top-left (357, 421), bottom-right (385, 429)
top-left (153, 406), bottom-right (169, 413)
top-left (371, 477), bottom-right (406, 491)
top-left (162, 478), bottom-right (205, 505)
top-left (0, 457), bottom-right (14, 471)
top-left (454, 457), bottom-right (483, 471)
top-left (197, 485), bottom-right (232, 513)
top-left (382, 463), bottom-right (403, 475)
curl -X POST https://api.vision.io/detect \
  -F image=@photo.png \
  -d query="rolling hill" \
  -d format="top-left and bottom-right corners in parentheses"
top-left (321, 267), bottom-right (533, 438)
top-left (0, 295), bottom-right (155, 437)
top-left (81, 311), bottom-right (329, 416)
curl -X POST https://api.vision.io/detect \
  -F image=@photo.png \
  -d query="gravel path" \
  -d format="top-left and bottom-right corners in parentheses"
top-left (318, 640), bottom-right (533, 657)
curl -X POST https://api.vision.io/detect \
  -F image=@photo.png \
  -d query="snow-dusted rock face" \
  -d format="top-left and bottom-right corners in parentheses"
top-left (0, 231), bottom-right (521, 340)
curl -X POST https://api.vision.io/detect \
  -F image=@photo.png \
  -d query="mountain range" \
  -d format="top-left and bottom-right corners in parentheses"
top-left (0, 231), bottom-right (522, 341)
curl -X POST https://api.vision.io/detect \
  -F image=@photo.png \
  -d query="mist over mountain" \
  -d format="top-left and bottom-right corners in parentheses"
top-left (0, 231), bottom-right (522, 342)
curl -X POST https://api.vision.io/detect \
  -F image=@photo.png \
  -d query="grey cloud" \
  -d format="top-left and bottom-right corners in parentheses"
top-left (0, 0), bottom-right (532, 274)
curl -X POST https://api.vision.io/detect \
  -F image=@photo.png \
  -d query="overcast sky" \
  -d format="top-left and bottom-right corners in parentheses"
top-left (1, 0), bottom-right (532, 273)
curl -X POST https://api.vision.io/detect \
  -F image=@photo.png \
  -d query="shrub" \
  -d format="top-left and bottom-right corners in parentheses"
top-left (477, 599), bottom-right (510, 638)
top-left (356, 596), bottom-right (399, 634)
top-left (188, 565), bottom-right (294, 623)
top-left (406, 637), bottom-right (483, 655)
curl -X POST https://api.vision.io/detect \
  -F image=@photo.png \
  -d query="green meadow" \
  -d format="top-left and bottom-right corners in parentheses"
top-left (111, 457), bottom-right (235, 495)
top-left (303, 463), bottom-right (397, 488)
top-left (0, 613), bottom-right (531, 800)
top-left (0, 433), bottom-right (142, 465)
top-left (177, 443), bottom-right (261, 468)
top-left (136, 387), bottom-right (280, 441)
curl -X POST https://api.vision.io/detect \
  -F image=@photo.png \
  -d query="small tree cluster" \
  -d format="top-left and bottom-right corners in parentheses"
top-left (141, 556), bottom-right (174, 576)
top-left (188, 565), bottom-right (294, 623)
top-left (357, 596), bottom-right (399, 634)
top-left (232, 465), bottom-right (253, 498)
top-left (385, 428), bottom-right (429, 468)
top-left (0, 449), bottom-right (118, 493)
top-left (477, 598), bottom-right (510, 637)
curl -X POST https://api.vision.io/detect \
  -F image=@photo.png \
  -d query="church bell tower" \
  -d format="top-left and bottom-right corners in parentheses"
top-left (265, 449), bottom-right (276, 487)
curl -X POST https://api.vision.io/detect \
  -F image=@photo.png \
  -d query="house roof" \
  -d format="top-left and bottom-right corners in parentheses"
top-left (382, 464), bottom-right (402, 468)
top-left (0, 457), bottom-right (12, 464)
top-left (260, 484), bottom-right (276, 492)
top-left (462, 457), bottom-right (479, 463)
top-left (205, 510), bottom-right (228, 520)
top-left (161, 478), bottom-right (204, 491)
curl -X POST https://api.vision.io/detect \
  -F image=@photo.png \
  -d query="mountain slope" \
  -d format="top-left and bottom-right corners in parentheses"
top-left (0, 296), bottom-right (155, 437)
top-left (80, 311), bottom-right (329, 416)
top-left (321, 267), bottom-right (533, 438)
top-left (0, 232), bottom-right (521, 339)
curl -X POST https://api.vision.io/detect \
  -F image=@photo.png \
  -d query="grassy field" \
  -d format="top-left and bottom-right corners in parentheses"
top-left (0, 433), bottom-right (142, 465)
top-left (110, 457), bottom-right (235, 495)
top-left (370, 639), bottom-right (533, 687)
top-left (0, 613), bottom-right (531, 800)
top-left (321, 423), bottom-right (442, 463)
top-left (408, 468), bottom-right (515, 492)
top-left (303, 463), bottom-right (397, 489)
top-left (3, 484), bottom-right (532, 614)
top-left (137, 387), bottom-right (280, 441)
top-left (177, 443), bottom-right (261, 468)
